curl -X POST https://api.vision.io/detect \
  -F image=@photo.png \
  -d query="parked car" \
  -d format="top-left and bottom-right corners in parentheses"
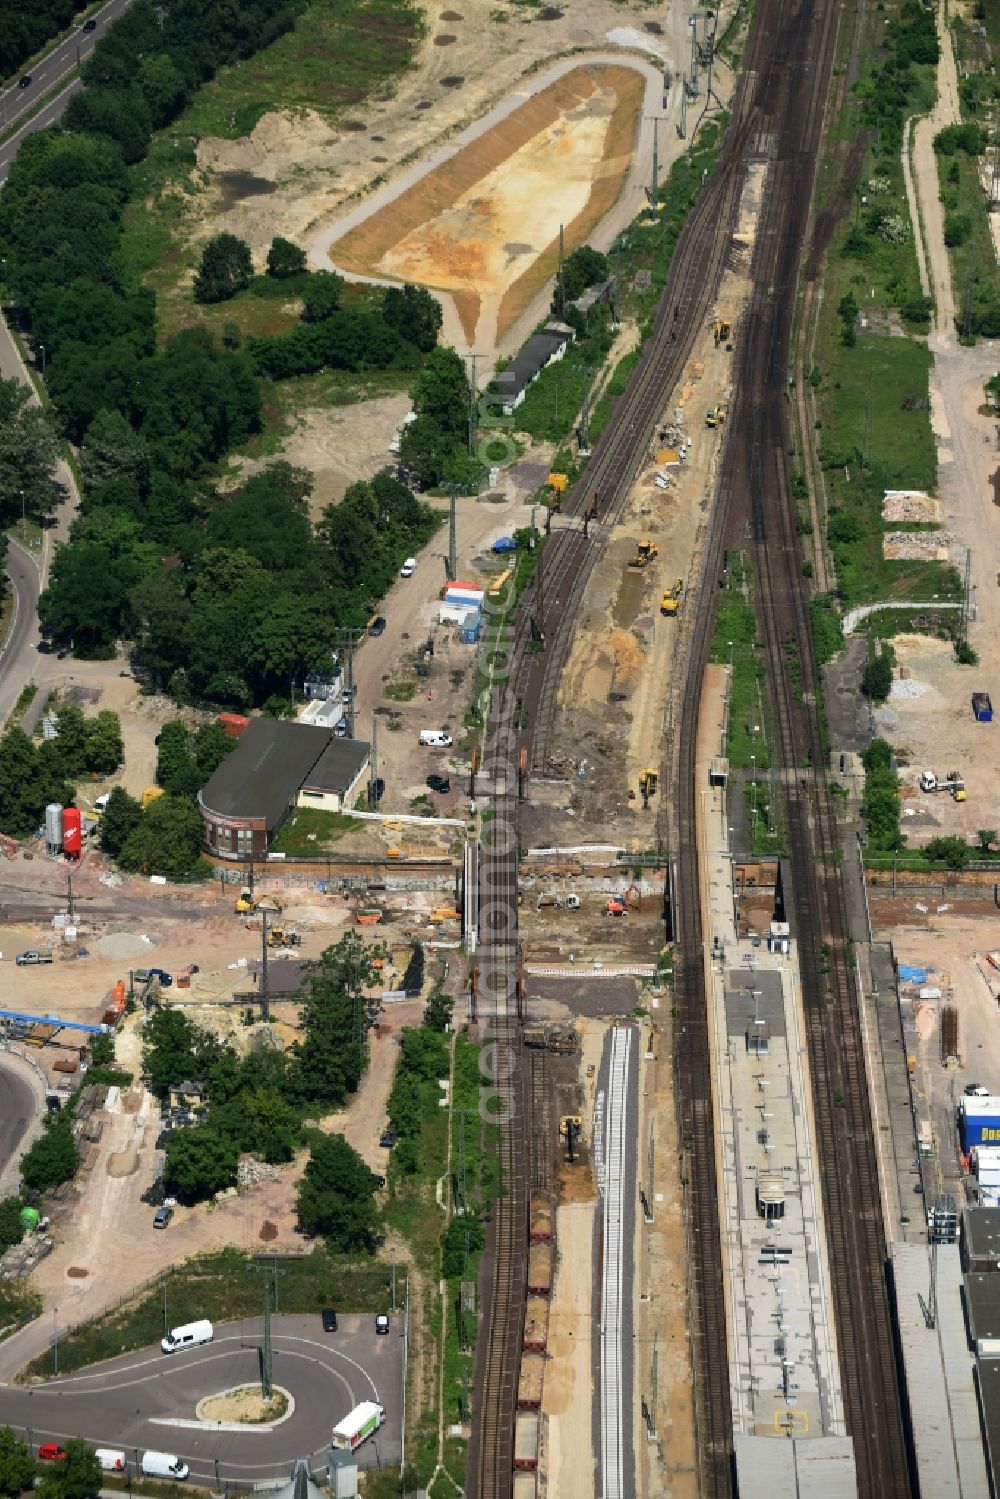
top-left (333, 719), bottom-right (349, 738)
top-left (321, 1308), bottom-right (338, 1332)
top-left (38, 1445), bottom-right (67, 1462)
top-left (375, 1314), bottom-right (390, 1335)
top-left (18, 75), bottom-right (31, 89)
top-left (370, 1173), bottom-right (386, 1189)
top-left (153, 1206), bottom-right (173, 1229)
top-left (368, 615), bottom-right (387, 637)
top-left (369, 777), bottom-right (385, 805)
top-left (965, 1083), bottom-right (991, 1098)
top-left (379, 1130), bottom-right (398, 1148)
top-left (399, 558), bottom-right (416, 578)
top-left (426, 774), bottom-right (451, 794)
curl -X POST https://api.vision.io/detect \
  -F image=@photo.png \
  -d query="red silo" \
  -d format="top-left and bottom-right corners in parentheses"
top-left (62, 806), bottom-right (82, 858)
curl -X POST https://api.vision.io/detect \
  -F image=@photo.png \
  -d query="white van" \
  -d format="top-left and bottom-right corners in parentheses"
top-left (95, 1450), bottom-right (126, 1472)
top-left (93, 793), bottom-right (111, 814)
top-left (141, 1452), bottom-right (189, 1481)
top-left (399, 557), bottom-right (417, 578)
top-left (161, 1318), bottom-right (214, 1354)
top-left (419, 730), bottom-right (453, 748)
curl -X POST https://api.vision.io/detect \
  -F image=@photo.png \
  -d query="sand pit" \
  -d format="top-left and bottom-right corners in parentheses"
top-left (328, 64), bottom-right (644, 349)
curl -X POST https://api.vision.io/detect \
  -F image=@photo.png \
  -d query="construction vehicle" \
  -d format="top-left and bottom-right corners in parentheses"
top-left (429, 906), bottom-right (461, 922)
top-left (605, 897), bottom-right (628, 917)
top-left (629, 540), bottom-right (659, 570)
top-left (919, 770), bottom-right (965, 797)
top-left (706, 407), bottom-right (718, 428)
top-left (660, 589), bottom-right (679, 617)
top-left (639, 769), bottom-right (658, 810)
top-left (535, 893), bottom-right (581, 911)
top-left (266, 928), bottom-right (301, 948)
top-left (235, 890), bottom-right (283, 915)
top-left (713, 318), bottom-right (731, 346)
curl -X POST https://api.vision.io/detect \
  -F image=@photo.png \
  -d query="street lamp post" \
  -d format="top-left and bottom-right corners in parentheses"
top-left (38, 344), bottom-right (45, 373)
top-left (19, 490), bottom-right (25, 544)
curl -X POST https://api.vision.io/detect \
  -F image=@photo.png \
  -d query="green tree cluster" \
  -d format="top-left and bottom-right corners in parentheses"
top-left (296, 1133), bottom-right (379, 1254)
top-left (143, 935), bottom-right (383, 1201)
top-left (0, 1198), bottom-right (24, 1256)
top-left (195, 233), bottom-right (254, 303)
top-left (399, 346), bottom-right (477, 490)
top-left (0, 1426), bottom-right (35, 1499)
top-left (923, 835), bottom-right (971, 869)
top-left (861, 737), bottom-right (903, 853)
top-left (0, 377), bottom-right (61, 534)
top-left (552, 244), bottom-right (610, 316)
top-left (0, 0), bottom-right (78, 78)
top-left (0, 705), bottom-right (124, 838)
top-left (20, 1112), bottom-right (78, 1193)
top-left (861, 644), bottom-right (894, 702)
top-left (155, 718), bottom-right (235, 795)
top-left (36, 1437), bottom-right (100, 1499)
top-left (386, 1021), bottom-right (449, 1176)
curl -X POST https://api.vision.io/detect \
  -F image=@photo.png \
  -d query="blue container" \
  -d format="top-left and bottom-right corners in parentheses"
top-left (960, 1111), bottom-right (1000, 1151)
top-left (492, 537), bottom-right (517, 553)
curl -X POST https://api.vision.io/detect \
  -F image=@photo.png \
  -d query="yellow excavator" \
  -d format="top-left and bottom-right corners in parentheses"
top-left (713, 318), bottom-right (731, 346)
top-left (639, 769), bottom-right (658, 809)
top-left (235, 889), bottom-right (283, 915)
top-left (629, 539), bottom-right (659, 570)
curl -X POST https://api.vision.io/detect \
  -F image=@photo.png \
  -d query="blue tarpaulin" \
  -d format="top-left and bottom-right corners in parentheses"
top-left (899, 964), bottom-right (929, 984)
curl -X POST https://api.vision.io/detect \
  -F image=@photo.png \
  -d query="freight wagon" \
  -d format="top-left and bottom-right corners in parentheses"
top-left (514, 1412), bottom-right (539, 1472)
top-left (522, 1296), bottom-right (550, 1353)
top-left (529, 1190), bottom-right (554, 1243)
top-left (517, 1353), bottom-right (545, 1410)
top-left (527, 1242), bottom-right (554, 1296)
top-left (513, 1473), bottom-right (538, 1499)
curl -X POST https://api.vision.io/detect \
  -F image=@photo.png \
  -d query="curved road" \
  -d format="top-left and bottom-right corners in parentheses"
top-left (0, 1051), bottom-right (43, 1195)
top-left (0, 1315), bottom-right (403, 1481)
top-left (0, 539), bottom-right (40, 726)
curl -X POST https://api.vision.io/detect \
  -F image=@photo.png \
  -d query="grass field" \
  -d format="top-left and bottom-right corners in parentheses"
top-left (270, 806), bottom-right (356, 854)
top-left (710, 553), bottom-right (772, 772)
top-left (117, 0), bottom-right (423, 340)
top-left (22, 1248), bottom-right (393, 1380)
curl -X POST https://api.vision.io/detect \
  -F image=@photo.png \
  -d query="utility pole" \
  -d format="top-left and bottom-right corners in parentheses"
top-left (368, 715), bottom-right (380, 808)
top-left (465, 354), bottom-right (480, 457)
top-left (575, 366), bottom-right (597, 455)
top-left (689, 13), bottom-right (700, 93)
top-left (644, 116), bottom-right (668, 207)
top-left (260, 908), bottom-right (270, 1023)
top-left (66, 870), bottom-right (75, 924)
top-left (248, 1261), bottom-right (285, 1400)
top-left (556, 224), bottom-right (565, 317)
top-left (862, 372), bottom-right (874, 471)
top-left (611, 240), bottom-right (622, 326)
top-left (447, 484), bottom-right (459, 581)
top-left (678, 84), bottom-right (688, 140)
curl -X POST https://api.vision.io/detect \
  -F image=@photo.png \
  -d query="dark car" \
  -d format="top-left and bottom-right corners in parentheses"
top-left (379, 1130), bottom-right (398, 1148)
top-left (369, 777), bottom-right (385, 806)
top-left (368, 615), bottom-right (387, 637)
top-left (426, 774), bottom-right (451, 794)
top-left (321, 1308), bottom-right (338, 1333)
top-left (18, 75), bottom-right (31, 89)
top-left (82, 17), bottom-right (98, 29)
top-left (370, 1172), bottom-right (386, 1189)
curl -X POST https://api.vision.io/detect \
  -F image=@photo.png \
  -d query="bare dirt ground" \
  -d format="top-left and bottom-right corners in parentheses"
top-left (329, 63), bottom-right (645, 350)
top-left (543, 1198), bottom-right (597, 1496)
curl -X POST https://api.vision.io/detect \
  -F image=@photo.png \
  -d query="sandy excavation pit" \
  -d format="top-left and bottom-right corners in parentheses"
top-left (328, 63), bottom-right (645, 348)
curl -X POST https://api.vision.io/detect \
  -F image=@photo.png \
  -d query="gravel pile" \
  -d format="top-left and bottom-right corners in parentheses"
top-left (890, 678), bottom-right (931, 700)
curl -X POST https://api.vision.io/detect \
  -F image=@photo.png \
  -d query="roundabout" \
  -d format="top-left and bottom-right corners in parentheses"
top-left (0, 1314), bottom-right (403, 1483)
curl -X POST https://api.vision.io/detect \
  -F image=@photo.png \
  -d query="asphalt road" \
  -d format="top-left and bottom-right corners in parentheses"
top-left (0, 540), bottom-right (40, 726)
top-left (1, 1314), bottom-right (404, 1482)
top-left (0, 1053), bottom-right (41, 1192)
top-left (0, 0), bottom-right (137, 185)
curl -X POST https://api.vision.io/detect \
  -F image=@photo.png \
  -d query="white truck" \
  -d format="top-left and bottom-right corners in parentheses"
top-left (919, 769), bottom-right (965, 798)
top-left (331, 1401), bottom-right (386, 1453)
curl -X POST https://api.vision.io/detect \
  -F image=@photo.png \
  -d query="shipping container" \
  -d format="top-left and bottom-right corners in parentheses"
top-left (62, 807), bottom-right (82, 858)
top-left (523, 1296), bottom-right (549, 1352)
top-left (973, 692), bottom-right (994, 723)
top-left (517, 1354), bottom-right (545, 1410)
top-left (513, 1412), bottom-right (539, 1471)
top-left (527, 1242), bottom-right (553, 1296)
top-left (218, 713), bottom-right (250, 738)
top-left (529, 1190), bottom-right (554, 1243)
top-left (959, 1096), bottom-right (1000, 1151)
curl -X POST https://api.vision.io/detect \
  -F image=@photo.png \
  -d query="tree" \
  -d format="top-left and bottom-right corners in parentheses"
top-left (266, 236), bottom-right (306, 278)
top-left (861, 738), bottom-right (893, 774)
top-left (400, 347), bottom-right (473, 488)
top-left (155, 719), bottom-right (199, 795)
top-left (142, 1007), bottom-right (203, 1094)
top-left (85, 710), bottom-right (124, 774)
top-left (0, 1427), bottom-right (35, 1499)
top-left (861, 651), bottom-right (893, 701)
top-left (289, 934), bottom-right (385, 1106)
top-left (20, 1115), bottom-right (77, 1192)
top-left (442, 1216), bottom-right (484, 1278)
top-left (164, 1127), bottom-right (238, 1202)
top-left (0, 377), bottom-right (61, 530)
top-left (296, 1134), bottom-right (378, 1253)
top-left (194, 233), bottom-right (254, 303)
top-left (212, 1087), bottom-right (299, 1163)
top-left (978, 829), bottom-right (998, 852)
top-left (924, 836), bottom-right (971, 869)
top-left (80, 408), bottom-right (150, 498)
top-left (423, 987), bottom-right (453, 1033)
top-left (36, 1437), bottom-right (101, 1499)
top-left (381, 283), bottom-right (441, 353)
top-left (99, 786), bottom-right (142, 859)
top-left (837, 291), bottom-right (858, 347)
top-left (301, 270), bottom-right (344, 323)
top-left (0, 1200), bottom-right (23, 1256)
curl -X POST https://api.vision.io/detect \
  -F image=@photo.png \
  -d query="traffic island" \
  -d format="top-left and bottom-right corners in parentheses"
top-left (195, 1385), bottom-right (293, 1426)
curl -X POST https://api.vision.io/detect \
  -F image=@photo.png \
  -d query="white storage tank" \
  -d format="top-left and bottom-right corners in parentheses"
top-left (45, 803), bottom-right (63, 854)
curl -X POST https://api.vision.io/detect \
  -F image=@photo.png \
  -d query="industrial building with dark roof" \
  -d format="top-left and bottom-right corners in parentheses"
top-left (198, 718), bottom-right (369, 860)
top-left (494, 323), bottom-right (574, 413)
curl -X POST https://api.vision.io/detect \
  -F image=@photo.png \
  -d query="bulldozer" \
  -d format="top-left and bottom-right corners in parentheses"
top-left (235, 890), bottom-right (283, 915)
top-left (713, 318), bottom-right (731, 346)
top-left (639, 769), bottom-right (658, 810)
top-left (660, 590), bottom-right (679, 617)
top-left (629, 539), bottom-right (659, 570)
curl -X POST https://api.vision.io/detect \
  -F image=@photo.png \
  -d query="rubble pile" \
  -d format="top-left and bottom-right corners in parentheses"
top-left (237, 1156), bottom-right (281, 1190)
top-left (883, 530), bottom-right (950, 561)
top-left (881, 490), bottom-right (940, 523)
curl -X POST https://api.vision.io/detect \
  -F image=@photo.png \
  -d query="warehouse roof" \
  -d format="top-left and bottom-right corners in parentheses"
top-left (494, 323), bottom-right (574, 404)
top-left (967, 1274), bottom-right (1000, 1343)
top-left (199, 719), bottom-right (333, 830)
top-left (965, 1208), bottom-right (1000, 1267)
top-left (733, 1436), bottom-right (858, 1498)
top-left (301, 738), bottom-right (370, 794)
